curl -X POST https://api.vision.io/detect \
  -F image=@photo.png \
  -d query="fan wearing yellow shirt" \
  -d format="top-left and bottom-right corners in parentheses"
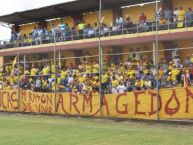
top-left (77, 21), bottom-right (85, 39)
top-left (177, 7), bottom-right (185, 28)
top-left (92, 62), bottom-right (99, 74)
top-left (167, 72), bottom-right (177, 87)
top-left (135, 78), bottom-right (144, 90)
top-left (170, 66), bottom-right (180, 77)
top-left (25, 69), bottom-right (30, 75)
top-left (92, 78), bottom-right (99, 92)
top-left (42, 65), bottom-right (50, 76)
top-left (143, 68), bottom-right (149, 75)
top-left (78, 74), bottom-right (85, 84)
top-left (158, 66), bottom-right (164, 79)
top-left (60, 70), bottom-right (67, 79)
top-left (190, 54), bottom-right (193, 63)
top-left (51, 64), bottom-right (55, 74)
top-left (3, 81), bottom-right (11, 90)
top-left (30, 66), bottom-right (37, 77)
top-left (170, 65), bottom-right (180, 84)
top-left (111, 76), bottom-right (119, 94)
top-left (42, 78), bottom-right (48, 92)
top-left (102, 72), bottom-right (109, 92)
top-left (127, 66), bottom-right (135, 78)
top-left (85, 64), bottom-right (92, 74)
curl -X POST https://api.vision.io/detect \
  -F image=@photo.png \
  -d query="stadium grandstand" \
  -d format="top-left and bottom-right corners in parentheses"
top-left (0, 0), bottom-right (193, 121)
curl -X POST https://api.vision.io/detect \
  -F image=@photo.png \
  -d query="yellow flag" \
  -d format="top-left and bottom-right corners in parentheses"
top-left (12, 56), bottom-right (17, 69)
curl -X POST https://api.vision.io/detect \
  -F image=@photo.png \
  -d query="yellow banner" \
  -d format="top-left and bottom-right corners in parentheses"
top-left (1, 87), bottom-right (193, 120)
top-left (56, 87), bottom-right (193, 119)
top-left (0, 90), bottom-right (18, 112)
top-left (20, 90), bottom-right (54, 114)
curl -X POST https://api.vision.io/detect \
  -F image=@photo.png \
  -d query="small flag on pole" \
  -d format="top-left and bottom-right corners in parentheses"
top-left (12, 56), bottom-right (17, 69)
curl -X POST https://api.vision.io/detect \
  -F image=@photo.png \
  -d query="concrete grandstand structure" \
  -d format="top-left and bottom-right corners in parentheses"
top-left (0, 0), bottom-right (193, 120)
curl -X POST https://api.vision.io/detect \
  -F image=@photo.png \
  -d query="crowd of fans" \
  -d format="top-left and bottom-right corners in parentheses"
top-left (1, 6), bottom-right (193, 49)
top-left (0, 48), bottom-right (193, 94)
top-left (0, 6), bottom-right (193, 94)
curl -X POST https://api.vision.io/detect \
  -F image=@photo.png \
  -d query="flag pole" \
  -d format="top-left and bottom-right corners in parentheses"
top-left (48, 22), bottom-right (57, 114)
top-left (98, 0), bottom-right (103, 116)
top-left (155, 0), bottom-right (159, 120)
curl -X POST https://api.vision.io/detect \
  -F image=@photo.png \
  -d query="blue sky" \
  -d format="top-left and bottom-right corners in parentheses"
top-left (0, 0), bottom-right (75, 40)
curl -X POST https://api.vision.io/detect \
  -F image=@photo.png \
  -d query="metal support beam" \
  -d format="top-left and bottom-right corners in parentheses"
top-left (155, 0), bottom-right (159, 121)
top-left (98, 0), bottom-right (103, 116)
top-left (58, 50), bottom-right (61, 68)
top-left (23, 55), bottom-right (26, 73)
top-left (153, 41), bottom-right (156, 66)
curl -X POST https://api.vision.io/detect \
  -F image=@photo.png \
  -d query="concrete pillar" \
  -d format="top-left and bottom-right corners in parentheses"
top-left (162, 41), bottom-right (173, 62)
top-left (72, 50), bottom-right (83, 66)
top-left (112, 46), bottom-right (123, 64)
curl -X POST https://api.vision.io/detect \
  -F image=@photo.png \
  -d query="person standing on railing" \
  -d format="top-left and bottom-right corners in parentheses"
top-left (177, 7), bottom-right (185, 28)
top-left (10, 30), bottom-right (17, 47)
top-left (83, 24), bottom-right (90, 38)
top-left (77, 21), bottom-right (85, 39)
top-left (51, 24), bottom-right (58, 41)
top-left (185, 7), bottom-right (193, 27)
top-left (139, 12), bottom-right (148, 32)
top-left (124, 15), bottom-right (133, 34)
top-left (32, 26), bottom-right (38, 44)
top-left (59, 21), bottom-right (67, 41)
top-left (88, 26), bottom-right (96, 38)
top-left (173, 8), bottom-right (178, 23)
top-left (43, 27), bottom-right (50, 43)
top-left (35, 27), bottom-right (44, 45)
top-left (116, 15), bottom-right (124, 27)
top-left (93, 23), bottom-right (99, 34)
top-left (101, 23), bottom-right (110, 36)
top-left (164, 7), bottom-right (173, 23)
top-left (115, 15), bottom-right (124, 34)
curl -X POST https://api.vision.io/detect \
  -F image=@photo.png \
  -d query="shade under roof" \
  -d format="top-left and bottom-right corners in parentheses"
top-left (0, 0), bottom-right (156, 25)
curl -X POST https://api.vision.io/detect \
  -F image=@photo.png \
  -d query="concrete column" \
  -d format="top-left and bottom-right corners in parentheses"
top-left (72, 50), bottom-right (83, 66)
top-left (112, 46), bottom-right (123, 65)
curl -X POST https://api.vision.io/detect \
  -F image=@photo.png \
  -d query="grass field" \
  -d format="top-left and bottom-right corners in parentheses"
top-left (0, 113), bottom-right (193, 145)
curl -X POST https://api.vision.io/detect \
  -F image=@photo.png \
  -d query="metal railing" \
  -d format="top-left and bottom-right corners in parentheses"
top-left (1, 16), bottom-right (193, 50)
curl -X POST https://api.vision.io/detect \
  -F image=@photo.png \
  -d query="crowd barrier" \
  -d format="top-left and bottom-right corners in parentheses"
top-left (1, 87), bottom-right (193, 120)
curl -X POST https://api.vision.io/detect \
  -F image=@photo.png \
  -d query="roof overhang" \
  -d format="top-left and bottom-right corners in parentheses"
top-left (0, 0), bottom-right (156, 25)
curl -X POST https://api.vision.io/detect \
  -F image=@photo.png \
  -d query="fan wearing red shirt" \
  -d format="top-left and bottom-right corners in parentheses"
top-left (139, 12), bottom-right (148, 32)
top-left (139, 12), bottom-right (147, 25)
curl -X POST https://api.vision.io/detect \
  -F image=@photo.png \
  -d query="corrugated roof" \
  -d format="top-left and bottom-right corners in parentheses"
top-left (0, 0), bottom-right (155, 25)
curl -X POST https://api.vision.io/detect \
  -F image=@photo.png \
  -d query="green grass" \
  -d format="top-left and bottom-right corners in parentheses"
top-left (0, 114), bottom-right (193, 145)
